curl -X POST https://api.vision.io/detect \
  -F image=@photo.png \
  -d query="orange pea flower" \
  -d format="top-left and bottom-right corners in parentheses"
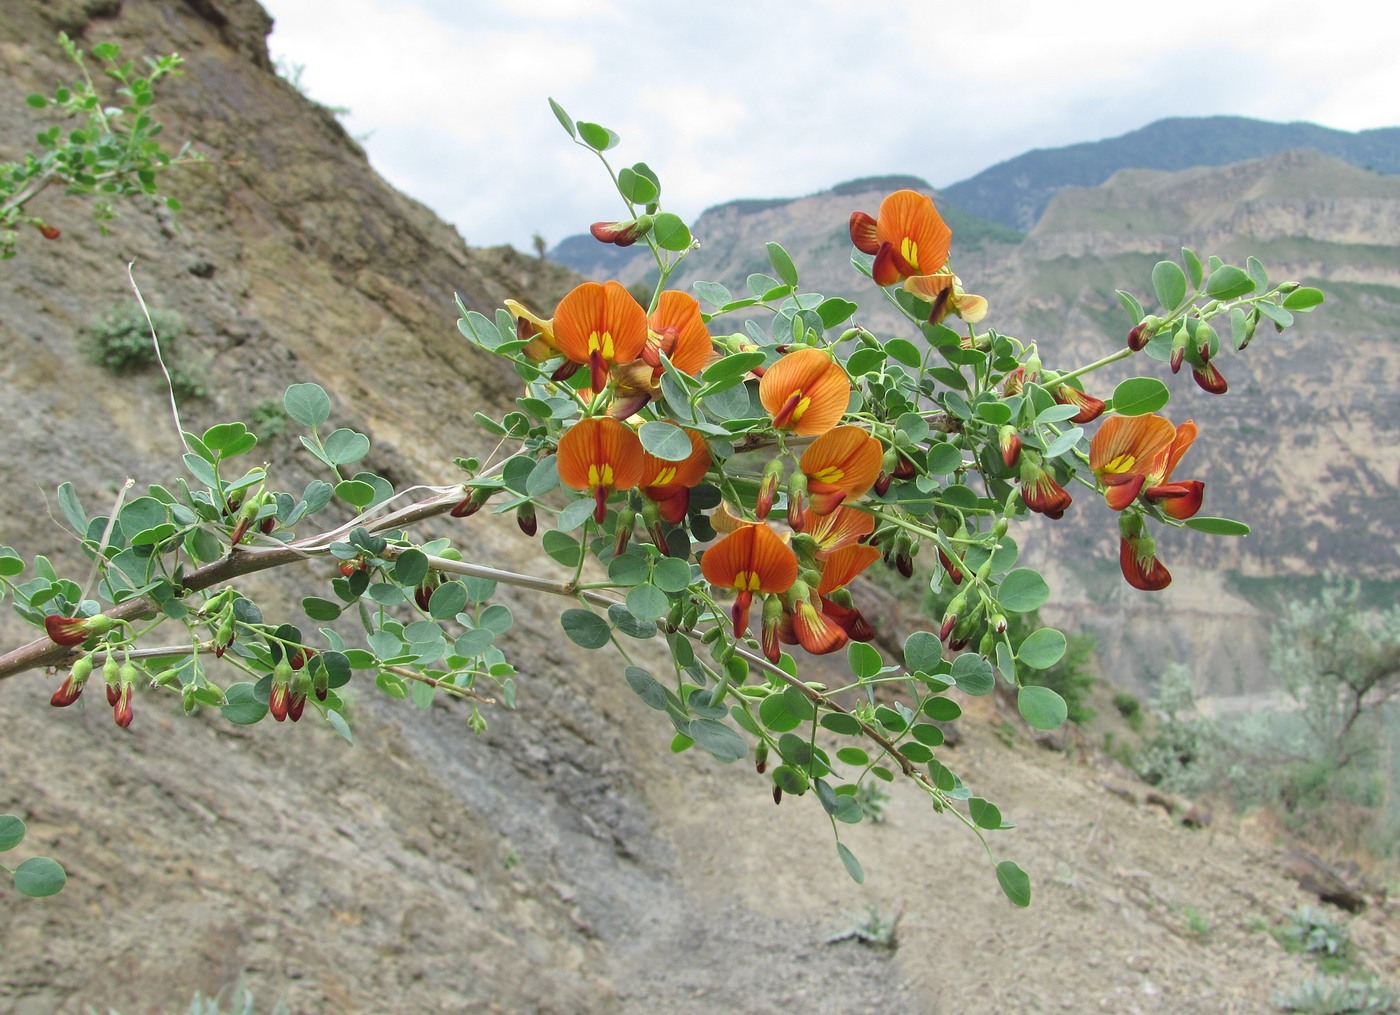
top-left (553, 280), bottom-right (649, 392)
top-left (758, 347), bottom-right (850, 436)
top-left (556, 417), bottom-right (644, 523)
top-left (848, 190), bottom-right (953, 287)
top-left (701, 523), bottom-right (799, 636)
top-left (816, 543), bottom-right (880, 643)
top-left (610, 290), bottom-right (716, 417)
top-left (1141, 420), bottom-right (1204, 520)
top-left (639, 428), bottom-right (712, 524)
top-left (798, 425), bottom-right (883, 516)
top-left (1090, 414), bottom-right (1203, 515)
top-left (794, 504), bottom-right (875, 556)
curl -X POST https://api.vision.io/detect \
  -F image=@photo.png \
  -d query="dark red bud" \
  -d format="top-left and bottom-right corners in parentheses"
top-left (112, 685), bottom-right (133, 728)
top-left (106, 682), bottom-right (121, 707)
top-left (287, 691), bottom-right (306, 722)
top-left (772, 785), bottom-right (783, 806)
top-left (50, 674), bottom-right (84, 707)
top-left (269, 682), bottom-right (289, 722)
top-left (38, 224), bottom-right (61, 240)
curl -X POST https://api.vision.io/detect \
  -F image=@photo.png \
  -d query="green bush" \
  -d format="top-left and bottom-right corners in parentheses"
top-left (83, 304), bottom-right (183, 374)
top-left (1113, 691), bottom-right (1144, 730)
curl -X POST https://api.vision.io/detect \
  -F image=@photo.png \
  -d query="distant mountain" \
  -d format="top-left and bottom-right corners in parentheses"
top-left (942, 116), bottom-right (1400, 231)
top-left (549, 117), bottom-right (1400, 277)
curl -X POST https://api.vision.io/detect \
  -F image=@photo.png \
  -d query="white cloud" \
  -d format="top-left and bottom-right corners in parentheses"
top-left (262, 0), bottom-right (1400, 249)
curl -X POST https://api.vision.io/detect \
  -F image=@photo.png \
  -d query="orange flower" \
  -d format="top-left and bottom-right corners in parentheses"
top-left (556, 417), bottom-right (644, 523)
top-left (1142, 420), bottom-right (1204, 520)
top-left (798, 425), bottom-right (883, 515)
top-left (701, 523), bottom-right (799, 635)
top-left (848, 190), bottom-right (953, 287)
top-left (1089, 414), bottom-right (1177, 511)
top-left (639, 428), bottom-right (711, 524)
top-left (1090, 414), bottom-right (1201, 517)
top-left (758, 348), bottom-right (850, 436)
top-left (552, 280), bottom-right (649, 392)
top-left (645, 290), bottom-right (713, 377)
top-left (794, 505), bottom-right (875, 556)
top-left (609, 290), bottom-right (715, 417)
top-left (816, 543), bottom-right (880, 643)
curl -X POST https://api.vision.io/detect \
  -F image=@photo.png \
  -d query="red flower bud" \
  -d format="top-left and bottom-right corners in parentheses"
top-left (38, 224), bottom-right (61, 240)
top-left (50, 673), bottom-right (84, 707)
top-left (112, 683), bottom-right (134, 728)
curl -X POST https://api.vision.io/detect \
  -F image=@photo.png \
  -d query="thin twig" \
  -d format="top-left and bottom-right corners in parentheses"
top-left (128, 262), bottom-right (190, 455)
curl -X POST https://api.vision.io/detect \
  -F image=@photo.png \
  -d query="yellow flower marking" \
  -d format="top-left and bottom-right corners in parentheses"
top-left (900, 236), bottom-right (919, 270)
top-left (812, 466), bottom-right (845, 484)
top-left (652, 467), bottom-right (678, 486)
top-left (733, 571), bottom-right (762, 593)
top-left (588, 330), bottom-right (615, 359)
top-left (1104, 453), bottom-right (1137, 475)
top-left (588, 463), bottom-right (615, 487)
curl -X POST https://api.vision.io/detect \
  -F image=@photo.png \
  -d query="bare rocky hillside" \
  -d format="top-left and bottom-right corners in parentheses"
top-left (1, 3), bottom-right (1396, 1013)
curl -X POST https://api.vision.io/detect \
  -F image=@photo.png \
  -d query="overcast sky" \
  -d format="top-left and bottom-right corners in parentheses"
top-left (261, 0), bottom-right (1400, 251)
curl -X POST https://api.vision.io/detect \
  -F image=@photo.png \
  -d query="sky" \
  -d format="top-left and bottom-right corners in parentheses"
top-left (261, 0), bottom-right (1400, 252)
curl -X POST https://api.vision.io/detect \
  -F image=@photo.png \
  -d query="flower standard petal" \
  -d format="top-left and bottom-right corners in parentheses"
top-left (648, 290), bottom-right (713, 377)
top-left (553, 280), bottom-right (648, 392)
top-left (702, 524), bottom-right (799, 635)
top-left (640, 428), bottom-right (711, 524)
top-left (875, 190), bottom-right (952, 280)
top-left (557, 417), bottom-right (644, 523)
top-left (799, 425), bottom-right (883, 515)
top-left (759, 348), bottom-right (850, 437)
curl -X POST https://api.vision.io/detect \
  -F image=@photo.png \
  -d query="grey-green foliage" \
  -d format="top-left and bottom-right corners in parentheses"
top-left (1271, 579), bottom-right (1400, 772)
top-left (1276, 975), bottom-right (1399, 1015)
top-left (83, 303), bottom-right (183, 374)
top-left (1276, 906), bottom-right (1352, 963)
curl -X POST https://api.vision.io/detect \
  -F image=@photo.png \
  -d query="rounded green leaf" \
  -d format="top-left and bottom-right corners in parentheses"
top-left (903, 631), bottom-right (943, 676)
top-left (820, 712), bottom-right (863, 736)
top-left (921, 697), bottom-right (962, 722)
top-left (428, 581), bottom-right (468, 620)
top-left (1282, 286), bottom-right (1325, 311)
top-left (334, 480), bottom-right (375, 508)
top-left (542, 529), bottom-right (583, 568)
top-left (561, 608), bottom-right (610, 649)
top-left (13, 856), bottom-right (66, 898)
top-left (1018, 685), bottom-right (1068, 730)
top-left (638, 420), bottom-right (693, 461)
top-left (284, 383), bottom-right (331, 428)
top-left (653, 213), bottom-right (692, 252)
top-left (624, 666), bottom-right (669, 711)
top-left (759, 692), bottom-right (802, 732)
top-left (925, 443), bottom-right (963, 475)
top-left (0, 814), bottom-right (26, 852)
top-left (626, 584), bottom-right (669, 624)
top-left (688, 718), bottom-right (747, 762)
top-left (885, 338), bottom-right (922, 368)
top-left (996, 860), bottom-right (1031, 908)
top-left (910, 721), bottom-right (946, 746)
top-left (301, 597), bottom-right (343, 622)
top-left (1151, 260), bottom-right (1188, 311)
top-left (575, 120), bottom-right (619, 151)
top-left (998, 568), bottom-right (1050, 613)
top-left (1018, 627), bottom-right (1067, 670)
top-left (968, 795), bottom-right (1002, 828)
top-left (1204, 264), bottom-right (1255, 300)
top-left (836, 746), bottom-right (869, 766)
top-left (847, 641), bottom-right (882, 680)
top-left (323, 428), bottom-right (370, 466)
top-left (1110, 377), bottom-right (1170, 417)
top-left (950, 653), bottom-right (995, 695)
top-left (221, 682), bottom-right (267, 724)
top-left (393, 549), bottom-right (429, 587)
top-left (547, 97), bottom-right (576, 138)
top-left (651, 557), bottom-right (693, 593)
top-left (607, 552), bottom-right (651, 587)
top-left (766, 242), bottom-right (799, 288)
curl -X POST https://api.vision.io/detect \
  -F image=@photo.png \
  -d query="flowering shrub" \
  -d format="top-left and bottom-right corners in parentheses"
top-left (0, 99), bottom-right (1325, 902)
